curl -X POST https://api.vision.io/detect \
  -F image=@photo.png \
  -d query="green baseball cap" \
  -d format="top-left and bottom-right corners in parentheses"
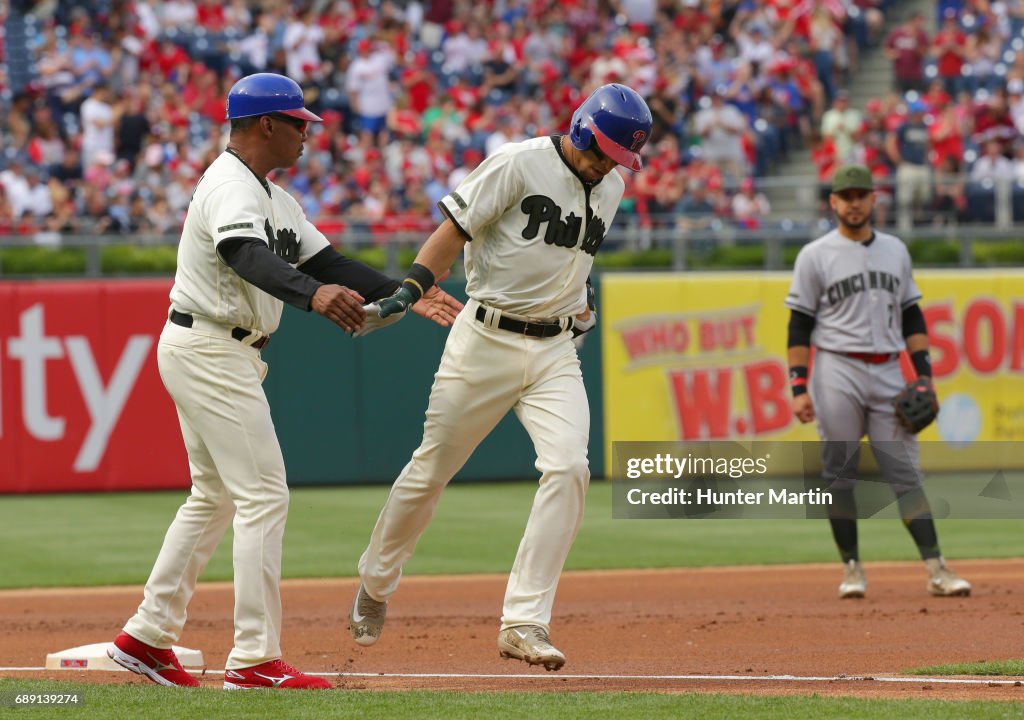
top-left (831, 164), bottom-right (874, 193)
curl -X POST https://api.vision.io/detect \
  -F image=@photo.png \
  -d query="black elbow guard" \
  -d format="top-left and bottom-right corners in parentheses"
top-left (787, 310), bottom-right (816, 348)
top-left (902, 303), bottom-right (927, 338)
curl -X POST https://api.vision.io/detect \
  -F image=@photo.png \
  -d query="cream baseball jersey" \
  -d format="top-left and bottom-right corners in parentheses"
top-left (785, 229), bottom-right (922, 353)
top-left (437, 136), bottom-right (625, 319)
top-left (169, 151), bottom-right (329, 334)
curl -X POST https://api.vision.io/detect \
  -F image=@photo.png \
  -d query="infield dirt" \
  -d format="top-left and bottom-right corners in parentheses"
top-left (1, 560), bottom-right (1022, 701)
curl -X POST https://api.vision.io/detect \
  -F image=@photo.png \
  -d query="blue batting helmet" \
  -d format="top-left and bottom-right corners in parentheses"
top-left (569, 83), bottom-right (652, 171)
top-left (226, 73), bottom-right (323, 122)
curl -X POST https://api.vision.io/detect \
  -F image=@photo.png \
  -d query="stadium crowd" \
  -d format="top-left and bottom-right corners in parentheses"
top-left (813, 2), bottom-right (1024, 227)
top-left (7, 0), bottom-right (1022, 242)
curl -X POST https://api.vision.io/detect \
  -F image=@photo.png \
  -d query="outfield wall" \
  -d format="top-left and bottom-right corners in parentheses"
top-left (602, 271), bottom-right (1024, 473)
top-left (0, 278), bottom-right (604, 493)
top-left (2, 271), bottom-right (1019, 493)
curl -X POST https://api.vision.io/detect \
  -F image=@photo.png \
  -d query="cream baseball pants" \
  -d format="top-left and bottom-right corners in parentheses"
top-left (123, 320), bottom-right (288, 669)
top-left (359, 299), bottom-right (591, 631)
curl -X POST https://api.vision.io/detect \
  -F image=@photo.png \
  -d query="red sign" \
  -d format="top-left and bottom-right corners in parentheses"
top-left (0, 280), bottom-right (188, 493)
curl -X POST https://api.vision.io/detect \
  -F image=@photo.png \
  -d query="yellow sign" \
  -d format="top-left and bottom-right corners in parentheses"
top-left (602, 270), bottom-right (1024, 471)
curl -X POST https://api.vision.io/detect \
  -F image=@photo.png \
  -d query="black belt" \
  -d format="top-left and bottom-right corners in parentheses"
top-left (474, 306), bottom-right (565, 338)
top-left (169, 309), bottom-right (270, 350)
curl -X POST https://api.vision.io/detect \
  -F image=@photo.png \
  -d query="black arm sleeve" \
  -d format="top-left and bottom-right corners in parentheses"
top-left (297, 246), bottom-right (401, 303)
top-left (218, 237), bottom-right (323, 311)
top-left (902, 303), bottom-right (927, 338)
top-left (787, 309), bottom-right (816, 348)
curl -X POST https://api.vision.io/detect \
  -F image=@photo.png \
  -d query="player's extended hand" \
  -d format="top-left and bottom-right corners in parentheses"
top-left (312, 284), bottom-right (366, 333)
top-left (793, 394), bottom-right (815, 424)
top-left (411, 285), bottom-right (464, 327)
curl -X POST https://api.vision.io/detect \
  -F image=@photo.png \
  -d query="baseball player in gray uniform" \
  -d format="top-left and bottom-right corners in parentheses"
top-left (785, 164), bottom-right (970, 600)
top-left (346, 84), bottom-right (653, 670)
top-left (106, 73), bottom-right (461, 690)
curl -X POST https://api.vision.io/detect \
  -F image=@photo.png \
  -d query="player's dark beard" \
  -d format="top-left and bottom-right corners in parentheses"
top-left (838, 209), bottom-right (871, 231)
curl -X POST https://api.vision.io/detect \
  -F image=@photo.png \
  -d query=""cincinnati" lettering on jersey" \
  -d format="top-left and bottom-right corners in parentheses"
top-left (826, 271), bottom-right (900, 305)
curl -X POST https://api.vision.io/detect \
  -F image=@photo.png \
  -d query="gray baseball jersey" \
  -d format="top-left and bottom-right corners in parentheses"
top-left (785, 229), bottom-right (921, 352)
top-left (170, 151), bottom-right (330, 335)
top-left (437, 135), bottom-right (624, 319)
top-left (786, 228), bottom-right (924, 489)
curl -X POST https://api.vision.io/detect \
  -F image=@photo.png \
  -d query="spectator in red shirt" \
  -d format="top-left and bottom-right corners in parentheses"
top-left (921, 79), bottom-right (951, 116)
top-left (195, 0), bottom-right (226, 31)
top-left (972, 92), bottom-right (1019, 156)
top-left (929, 105), bottom-right (964, 170)
top-left (674, 0), bottom-right (712, 44)
top-left (386, 92), bottom-right (422, 140)
top-left (147, 38), bottom-right (190, 81)
top-left (885, 12), bottom-right (929, 93)
top-left (401, 52), bottom-right (436, 115)
top-left (811, 131), bottom-right (838, 215)
top-left (930, 9), bottom-right (966, 97)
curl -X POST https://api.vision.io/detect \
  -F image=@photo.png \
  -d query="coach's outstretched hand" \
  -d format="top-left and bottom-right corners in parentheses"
top-left (312, 284), bottom-right (366, 333)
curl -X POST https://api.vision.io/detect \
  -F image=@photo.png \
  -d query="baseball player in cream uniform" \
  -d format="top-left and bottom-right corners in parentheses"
top-left (786, 163), bottom-right (970, 600)
top-left (108, 73), bottom-right (460, 690)
top-left (347, 84), bottom-right (653, 670)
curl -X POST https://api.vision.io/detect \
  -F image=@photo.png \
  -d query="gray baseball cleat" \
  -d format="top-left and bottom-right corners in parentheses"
top-left (838, 559), bottom-right (866, 599)
top-left (925, 557), bottom-right (971, 597)
top-left (349, 584), bottom-right (387, 646)
top-left (497, 625), bottom-right (566, 671)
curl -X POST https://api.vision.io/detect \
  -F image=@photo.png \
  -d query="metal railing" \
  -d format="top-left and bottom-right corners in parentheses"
top-left (2, 223), bottom-right (1021, 278)
top-left (2, 174), bottom-right (1022, 277)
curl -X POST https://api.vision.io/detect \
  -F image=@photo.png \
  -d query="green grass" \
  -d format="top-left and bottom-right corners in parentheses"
top-left (910, 660), bottom-right (1024, 677)
top-left (0, 680), bottom-right (1021, 720)
top-left (0, 481), bottom-right (1020, 589)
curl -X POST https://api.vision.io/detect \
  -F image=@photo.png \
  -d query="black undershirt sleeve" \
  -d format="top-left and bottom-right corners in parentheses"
top-left (787, 309), bottom-right (816, 347)
top-left (218, 237), bottom-right (323, 311)
top-left (298, 246), bottom-right (400, 302)
top-left (901, 303), bottom-right (927, 338)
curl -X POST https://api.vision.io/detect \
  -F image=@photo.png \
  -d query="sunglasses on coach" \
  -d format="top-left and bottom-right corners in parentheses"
top-left (267, 113), bottom-right (308, 133)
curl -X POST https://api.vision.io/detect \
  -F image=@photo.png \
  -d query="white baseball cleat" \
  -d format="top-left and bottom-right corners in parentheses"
top-left (925, 557), bottom-right (971, 597)
top-left (838, 559), bottom-right (867, 599)
top-left (498, 625), bottom-right (566, 671)
top-left (348, 584), bottom-right (387, 646)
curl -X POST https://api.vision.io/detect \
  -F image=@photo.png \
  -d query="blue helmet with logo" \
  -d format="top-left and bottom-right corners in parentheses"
top-left (226, 73), bottom-right (323, 122)
top-left (569, 83), bottom-right (652, 171)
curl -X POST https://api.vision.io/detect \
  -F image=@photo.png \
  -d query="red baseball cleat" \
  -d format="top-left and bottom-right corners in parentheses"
top-left (107, 632), bottom-right (201, 687)
top-left (223, 659), bottom-right (332, 690)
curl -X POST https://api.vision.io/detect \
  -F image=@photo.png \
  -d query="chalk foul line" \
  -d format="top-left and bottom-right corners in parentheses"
top-left (1, 668), bottom-right (1020, 686)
